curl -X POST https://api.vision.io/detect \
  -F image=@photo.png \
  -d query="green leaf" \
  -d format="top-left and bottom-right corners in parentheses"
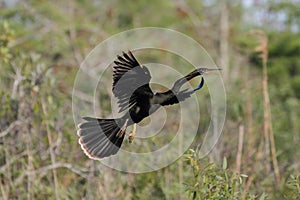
top-left (222, 157), bottom-right (227, 170)
top-left (259, 192), bottom-right (268, 200)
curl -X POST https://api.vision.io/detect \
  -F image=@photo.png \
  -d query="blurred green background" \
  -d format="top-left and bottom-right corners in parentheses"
top-left (0, 0), bottom-right (300, 199)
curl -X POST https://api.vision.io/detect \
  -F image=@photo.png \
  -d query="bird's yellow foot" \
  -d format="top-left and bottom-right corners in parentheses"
top-left (128, 123), bottom-right (137, 143)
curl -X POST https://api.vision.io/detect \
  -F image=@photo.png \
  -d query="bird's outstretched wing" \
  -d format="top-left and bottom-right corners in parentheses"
top-left (112, 51), bottom-right (153, 112)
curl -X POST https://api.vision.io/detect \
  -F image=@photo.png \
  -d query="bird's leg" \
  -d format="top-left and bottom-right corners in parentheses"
top-left (193, 77), bottom-right (204, 92)
top-left (117, 119), bottom-right (128, 138)
top-left (128, 123), bottom-right (137, 143)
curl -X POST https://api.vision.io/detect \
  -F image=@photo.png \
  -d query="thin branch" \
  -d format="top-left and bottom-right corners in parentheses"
top-left (251, 29), bottom-right (280, 187)
top-left (72, 89), bottom-right (95, 103)
top-left (269, 106), bottom-right (281, 185)
top-left (10, 66), bottom-right (25, 100)
top-left (41, 98), bottom-right (59, 200)
top-left (236, 124), bottom-right (244, 174)
top-left (220, 1), bottom-right (229, 81)
top-left (14, 163), bottom-right (89, 185)
top-left (0, 178), bottom-right (8, 200)
top-left (0, 120), bottom-right (21, 138)
top-left (0, 150), bottom-right (34, 173)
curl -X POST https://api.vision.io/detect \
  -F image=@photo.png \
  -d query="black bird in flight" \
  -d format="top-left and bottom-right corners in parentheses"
top-left (77, 51), bottom-right (220, 160)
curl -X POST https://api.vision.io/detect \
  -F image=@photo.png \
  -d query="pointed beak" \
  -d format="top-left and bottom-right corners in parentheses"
top-left (202, 68), bottom-right (222, 75)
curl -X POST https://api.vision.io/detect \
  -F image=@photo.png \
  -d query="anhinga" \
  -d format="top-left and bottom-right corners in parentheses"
top-left (77, 51), bottom-right (220, 160)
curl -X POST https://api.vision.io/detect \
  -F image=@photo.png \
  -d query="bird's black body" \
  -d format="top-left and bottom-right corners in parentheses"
top-left (77, 51), bottom-right (219, 160)
top-left (127, 84), bottom-right (154, 125)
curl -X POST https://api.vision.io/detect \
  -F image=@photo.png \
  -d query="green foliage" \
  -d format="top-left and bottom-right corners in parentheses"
top-left (183, 150), bottom-right (257, 200)
top-left (292, 76), bottom-right (300, 98)
top-left (0, 91), bottom-right (18, 128)
top-left (0, 1), bottom-right (300, 199)
top-left (0, 21), bottom-right (14, 63)
top-left (268, 1), bottom-right (300, 28)
top-left (281, 174), bottom-right (300, 199)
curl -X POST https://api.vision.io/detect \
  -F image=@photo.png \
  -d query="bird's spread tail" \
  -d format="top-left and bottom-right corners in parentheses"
top-left (77, 117), bottom-right (128, 159)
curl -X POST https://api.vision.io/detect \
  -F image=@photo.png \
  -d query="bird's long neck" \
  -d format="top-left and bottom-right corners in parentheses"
top-left (151, 69), bottom-right (202, 106)
top-left (171, 69), bottom-right (201, 92)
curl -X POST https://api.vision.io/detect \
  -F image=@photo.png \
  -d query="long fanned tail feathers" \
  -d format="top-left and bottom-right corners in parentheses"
top-left (77, 117), bottom-right (128, 159)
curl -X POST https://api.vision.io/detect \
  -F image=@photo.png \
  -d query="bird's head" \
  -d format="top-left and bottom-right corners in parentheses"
top-left (197, 67), bottom-right (222, 75)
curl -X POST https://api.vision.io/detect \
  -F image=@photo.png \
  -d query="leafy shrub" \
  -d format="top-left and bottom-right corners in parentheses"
top-left (183, 150), bottom-right (259, 200)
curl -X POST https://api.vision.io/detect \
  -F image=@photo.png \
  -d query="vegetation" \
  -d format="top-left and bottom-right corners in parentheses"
top-left (1, 0), bottom-right (300, 199)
